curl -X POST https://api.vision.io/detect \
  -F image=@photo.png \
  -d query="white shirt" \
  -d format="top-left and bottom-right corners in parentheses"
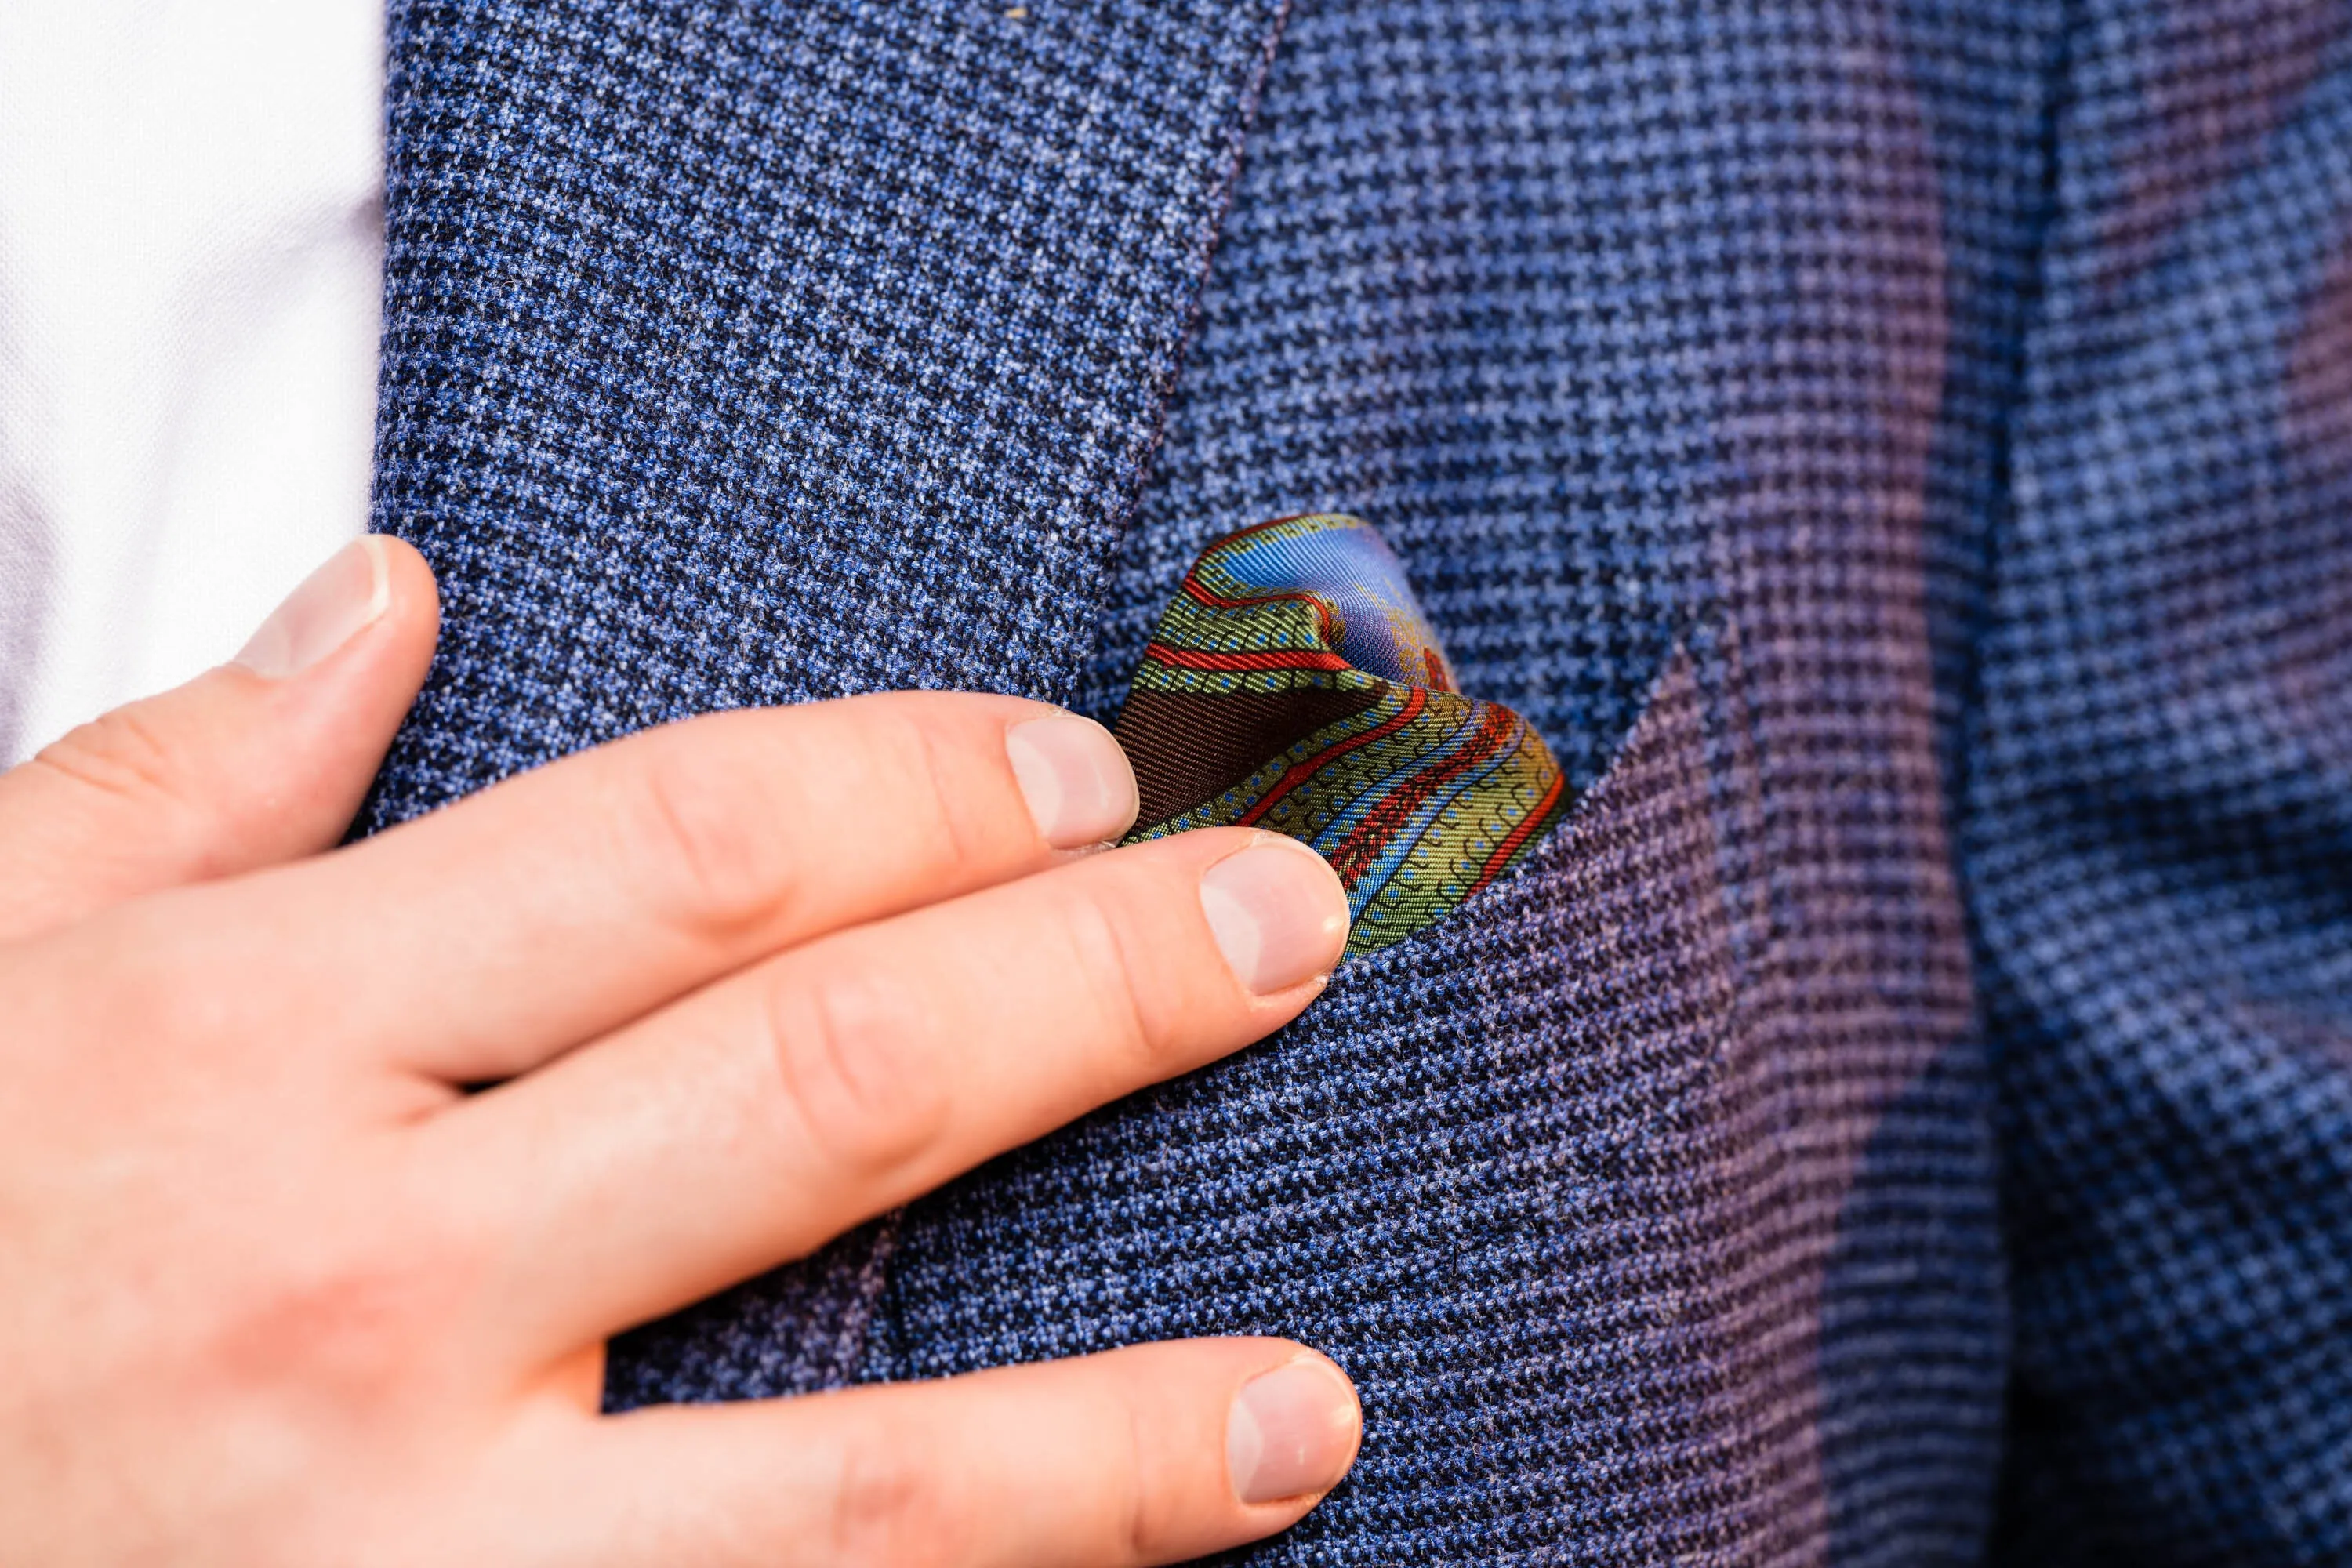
top-left (0, 2), bottom-right (385, 764)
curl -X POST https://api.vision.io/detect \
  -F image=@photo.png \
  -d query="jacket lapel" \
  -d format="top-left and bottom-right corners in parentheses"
top-left (365, 0), bottom-right (1288, 829)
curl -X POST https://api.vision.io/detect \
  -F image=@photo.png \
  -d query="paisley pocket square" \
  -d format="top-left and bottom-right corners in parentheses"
top-left (1112, 514), bottom-right (1573, 956)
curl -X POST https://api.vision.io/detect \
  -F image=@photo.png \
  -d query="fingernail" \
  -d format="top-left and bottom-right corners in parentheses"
top-left (1227, 1356), bottom-right (1362, 1506)
top-left (1199, 837), bottom-right (1350, 994)
top-left (1006, 714), bottom-right (1138, 848)
top-left (233, 537), bottom-right (390, 678)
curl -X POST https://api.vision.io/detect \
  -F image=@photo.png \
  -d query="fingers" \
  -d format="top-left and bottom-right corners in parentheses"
top-left (0, 537), bottom-right (439, 944)
top-left (147, 690), bottom-right (1142, 1084)
top-left (542, 1340), bottom-right (1362, 1568)
top-left (434, 829), bottom-right (1347, 1357)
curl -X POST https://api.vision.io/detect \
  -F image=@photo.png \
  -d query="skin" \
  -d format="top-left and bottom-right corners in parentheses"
top-left (0, 538), bottom-right (1362, 1566)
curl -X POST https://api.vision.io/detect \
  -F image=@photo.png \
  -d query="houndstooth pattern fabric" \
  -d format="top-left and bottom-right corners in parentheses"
top-left (1972, 5), bottom-right (2352, 1563)
top-left (906, 2), bottom-right (2015, 1560)
top-left (361, 2), bottom-right (2352, 1563)
top-left (361, 0), bottom-right (1287, 824)
top-left (889, 648), bottom-right (1853, 1565)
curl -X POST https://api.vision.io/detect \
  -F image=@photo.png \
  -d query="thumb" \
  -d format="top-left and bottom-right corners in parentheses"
top-left (0, 535), bottom-right (439, 944)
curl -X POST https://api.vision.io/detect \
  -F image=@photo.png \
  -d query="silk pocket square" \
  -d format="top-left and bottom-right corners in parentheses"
top-left (1112, 514), bottom-right (1573, 956)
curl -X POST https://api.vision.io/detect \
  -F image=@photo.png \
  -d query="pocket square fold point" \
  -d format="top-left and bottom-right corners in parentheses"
top-left (1112, 514), bottom-right (1573, 956)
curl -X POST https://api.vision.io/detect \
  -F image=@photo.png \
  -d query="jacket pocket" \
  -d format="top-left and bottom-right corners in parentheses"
top-left (870, 637), bottom-right (1835, 1563)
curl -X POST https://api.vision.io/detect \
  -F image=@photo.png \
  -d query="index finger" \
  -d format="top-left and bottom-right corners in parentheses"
top-left (166, 692), bottom-right (1138, 1083)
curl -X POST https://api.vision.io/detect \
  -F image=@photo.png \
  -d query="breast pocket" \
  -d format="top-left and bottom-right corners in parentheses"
top-left (870, 636), bottom-right (1856, 1564)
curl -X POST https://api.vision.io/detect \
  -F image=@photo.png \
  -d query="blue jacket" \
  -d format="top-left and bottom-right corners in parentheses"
top-left (363, 2), bottom-right (2352, 1561)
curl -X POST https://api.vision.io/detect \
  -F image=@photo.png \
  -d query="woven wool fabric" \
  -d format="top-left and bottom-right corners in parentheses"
top-left (361, 0), bottom-right (1287, 822)
top-left (358, 2), bottom-right (2352, 1563)
top-left (1114, 514), bottom-right (1570, 956)
top-left (997, 5), bottom-right (2013, 1560)
top-left (1969, 6), bottom-right (2352, 1562)
top-left (362, 0), bottom-right (1288, 1429)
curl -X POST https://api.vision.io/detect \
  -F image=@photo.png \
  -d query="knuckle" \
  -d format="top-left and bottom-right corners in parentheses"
top-left (1060, 887), bottom-right (1184, 1080)
top-left (213, 1214), bottom-right (474, 1401)
top-left (33, 703), bottom-right (194, 815)
top-left (763, 953), bottom-right (950, 1181)
top-left (1121, 1390), bottom-right (1168, 1560)
top-left (613, 730), bottom-right (801, 939)
top-left (865, 702), bottom-right (999, 882)
top-left (825, 1420), bottom-right (964, 1566)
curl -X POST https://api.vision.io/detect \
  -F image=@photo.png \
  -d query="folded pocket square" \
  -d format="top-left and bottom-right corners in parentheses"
top-left (1112, 514), bottom-right (1573, 956)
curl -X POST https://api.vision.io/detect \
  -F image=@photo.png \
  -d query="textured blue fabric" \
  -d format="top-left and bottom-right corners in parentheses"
top-left (361, 2), bottom-right (2352, 1563)
top-left (1969, 7), bottom-right (2352, 1562)
top-left (364, 0), bottom-right (1287, 815)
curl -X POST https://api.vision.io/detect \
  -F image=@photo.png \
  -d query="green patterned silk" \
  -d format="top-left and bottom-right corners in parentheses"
top-left (1112, 515), bottom-right (1573, 956)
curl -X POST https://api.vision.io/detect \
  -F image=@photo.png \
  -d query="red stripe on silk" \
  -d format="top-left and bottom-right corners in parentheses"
top-left (1465, 765), bottom-right (1566, 899)
top-left (1327, 703), bottom-right (1514, 884)
top-left (1236, 686), bottom-right (1430, 828)
top-left (1179, 577), bottom-right (1343, 647)
top-left (1144, 642), bottom-right (1354, 673)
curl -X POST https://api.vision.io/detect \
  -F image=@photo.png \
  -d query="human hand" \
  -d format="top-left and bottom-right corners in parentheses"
top-left (0, 538), bottom-right (1360, 1566)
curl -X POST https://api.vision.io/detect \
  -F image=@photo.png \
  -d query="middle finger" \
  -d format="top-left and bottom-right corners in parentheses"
top-left (428, 827), bottom-right (1348, 1364)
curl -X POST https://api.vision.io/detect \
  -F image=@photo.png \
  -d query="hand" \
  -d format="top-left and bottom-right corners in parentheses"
top-left (0, 538), bottom-right (1361, 1566)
